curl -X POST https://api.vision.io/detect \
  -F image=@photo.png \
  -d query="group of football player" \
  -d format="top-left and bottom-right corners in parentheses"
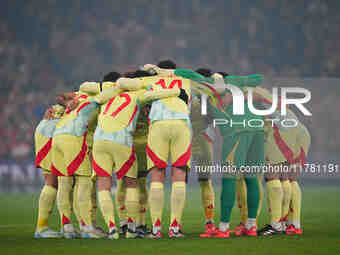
top-left (33, 60), bottom-right (310, 240)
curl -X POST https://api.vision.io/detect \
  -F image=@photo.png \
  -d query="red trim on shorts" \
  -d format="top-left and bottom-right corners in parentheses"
top-left (273, 125), bottom-right (294, 163)
top-left (293, 147), bottom-right (306, 166)
top-left (172, 144), bottom-right (192, 167)
top-left (92, 159), bottom-right (111, 177)
top-left (35, 138), bottom-right (53, 168)
top-left (146, 145), bottom-right (168, 169)
top-left (67, 133), bottom-right (88, 176)
top-left (127, 105), bottom-right (138, 126)
top-left (202, 133), bottom-right (213, 144)
top-left (50, 164), bottom-right (65, 176)
top-left (116, 147), bottom-right (136, 180)
top-left (76, 102), bottom-right (91, 114)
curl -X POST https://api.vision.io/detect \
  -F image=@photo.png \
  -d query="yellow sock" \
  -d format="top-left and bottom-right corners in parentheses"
top-left (77, 176), bottom-right (93, 226)
top-left (257, 175), bottom-right (263, 223)
top-left (281, 180), bottom-right (292, 220)
top-left (237, 177), bottom-right (248, 224)
top-left (137, 177), bottom-right (148, 226)
top-left (266, 179), bottom-right (283, 223)
top-left (72, 179), bottom-right (82, 226)
top-left (135, 185), bottom-right (142, 226)
top-left (287, 208), bottom-right (293, 223)
top-left (149, 182), bottom-right (164, 225)
top-left (170, 181), bottom-right (186, 225)
top-left (199, 180), bottom-right (215, 222)
top-left (290, 181), bottom-right (301, 228)
top-left (126, 187), bottom-right (139, 223)
top-left (36, 185), bottom-right (57, 232)
top-left (57, 176), bottom-right (73, 225)
top-left (90, 180), bottom-right (97, 224)
top-left (98, 190), bottom-right (116, 228)
top-left (115, 179), bottom-right (127, 223)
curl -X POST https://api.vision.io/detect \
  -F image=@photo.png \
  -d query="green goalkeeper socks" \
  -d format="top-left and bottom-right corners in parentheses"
top-left (244, 177), bottom-right (260, 219)
top-left (220, 177), bottom-right (236, 223)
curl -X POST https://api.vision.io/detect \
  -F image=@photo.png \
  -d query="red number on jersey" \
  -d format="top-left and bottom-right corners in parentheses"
top-left (102, 94), bottom-right (131, 117)
top-left (169, 79), bottom-right (182, 88)
top-left (155, 79), bottom-right (167, 89)
top-left (154, 79), bottom-right (182, 89)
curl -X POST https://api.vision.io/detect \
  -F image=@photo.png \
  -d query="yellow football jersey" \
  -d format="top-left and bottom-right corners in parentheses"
top-left (140, 75), bottom-right (191, 118)
top-left (96, 88), bottom-right (181, 134)
top-left (54, 94), bottom-right (99, 137)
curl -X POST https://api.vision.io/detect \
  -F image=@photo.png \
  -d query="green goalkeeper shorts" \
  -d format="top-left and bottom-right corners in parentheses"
top-left (222, 132), bottom-right (264, 171)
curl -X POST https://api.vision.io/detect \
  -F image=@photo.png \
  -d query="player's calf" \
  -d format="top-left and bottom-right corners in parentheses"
top-left (97, 177), bottom-right (118, 240)
top-left (35, 173), bottom-right (59, 238)
top-left (124, 176), bottom-right (140, 239)
top-left (168, 168), bottom-right (187, 238)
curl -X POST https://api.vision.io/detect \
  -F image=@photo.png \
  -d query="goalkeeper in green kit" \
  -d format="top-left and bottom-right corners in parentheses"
top-left (202, 73), bottom-right (264, 238)
top-left (173, 69), bottom-right (264, 238)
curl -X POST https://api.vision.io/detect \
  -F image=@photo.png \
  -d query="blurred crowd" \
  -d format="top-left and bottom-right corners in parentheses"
top-left (0, 0), bottom-right (339, 161)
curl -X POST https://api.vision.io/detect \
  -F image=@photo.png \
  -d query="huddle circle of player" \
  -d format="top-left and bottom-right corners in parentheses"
top-left (34, 60), bottom-right (310, 239)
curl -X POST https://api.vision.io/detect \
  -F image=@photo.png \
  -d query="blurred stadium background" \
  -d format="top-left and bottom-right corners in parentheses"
top-left (0, 0), bottom-right (340, 191)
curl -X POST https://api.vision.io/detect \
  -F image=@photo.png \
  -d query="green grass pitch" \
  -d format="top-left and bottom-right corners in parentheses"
top-left (0, 185), bottom-right (340, 255)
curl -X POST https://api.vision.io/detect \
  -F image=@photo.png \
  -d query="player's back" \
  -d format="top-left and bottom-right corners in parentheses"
top-left (54, 94), bottom-right (98, 137)
top-left (140, 75), bottom-right (191, 123)
top-left (35, 105), bottom-right (65, 138)
top-left (97, 90), bottom-right (141, 134)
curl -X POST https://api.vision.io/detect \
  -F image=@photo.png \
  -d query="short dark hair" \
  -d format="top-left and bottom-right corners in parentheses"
top-left (134, 70), bottom-right (154, 77)
top-left (157, 59), bottom-right (176, 69)
top-left (195, 68), bottom-right (212, 78)
top-left (217, 71), bottom-right (229, 77)
top-left (123, 71), bottom-right (137, 78)
top-left (103, 71), bottom-right (121, 82)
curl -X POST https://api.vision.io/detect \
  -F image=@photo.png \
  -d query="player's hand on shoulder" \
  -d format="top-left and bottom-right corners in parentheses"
top-left (117, 77), bottom-right (142, 91)
top-left (43, 107), bottom-right (56, 120)
top-left (142, 64), bottom-right (159, 74)
top-left (66, 98), bottom-right (80, 112)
